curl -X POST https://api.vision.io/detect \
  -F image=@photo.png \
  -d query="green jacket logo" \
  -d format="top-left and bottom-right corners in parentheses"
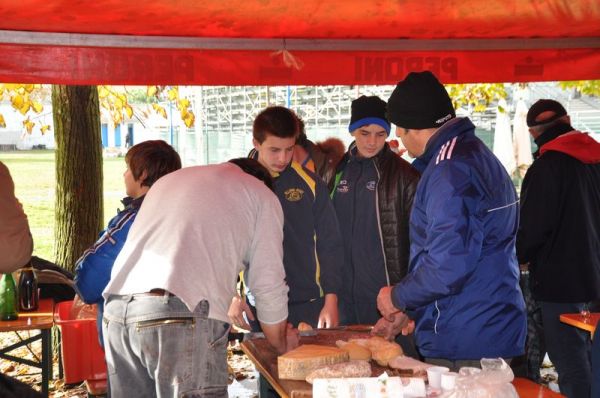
top-left (284, 188), bottom-right (304, 202)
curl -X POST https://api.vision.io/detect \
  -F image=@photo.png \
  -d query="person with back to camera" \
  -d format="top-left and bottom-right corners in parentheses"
top-left (103, 157), bottom-right (298, 397)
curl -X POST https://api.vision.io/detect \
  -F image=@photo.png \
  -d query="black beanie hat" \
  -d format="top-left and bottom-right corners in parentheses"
top-left (348, 95), bottom-right (391, 135)
top-left (526, 99), bottom-right (567, 127)
top-left (387, 71), bottom-right (455, 129)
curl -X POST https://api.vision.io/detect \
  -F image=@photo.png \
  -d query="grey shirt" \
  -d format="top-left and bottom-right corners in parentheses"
top-left (104, 162), bottom-right (289, 325)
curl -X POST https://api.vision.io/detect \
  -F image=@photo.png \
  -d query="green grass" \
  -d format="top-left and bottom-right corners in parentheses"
top-left (1, 150), bottom-right (126, 263)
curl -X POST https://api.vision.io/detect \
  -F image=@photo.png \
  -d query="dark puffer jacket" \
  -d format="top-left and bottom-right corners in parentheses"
top-left (329, 142), bottom-right (420, 284)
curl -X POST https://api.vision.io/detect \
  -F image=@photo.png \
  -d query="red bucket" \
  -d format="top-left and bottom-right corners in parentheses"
top-left (54, 300), bottom-right (107, 384)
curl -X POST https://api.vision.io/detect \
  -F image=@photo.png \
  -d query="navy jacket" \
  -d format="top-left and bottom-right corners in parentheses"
top-left (245, 156), bottom-right (344, 304)
top-left (330, 143), bottom-right (419, 321)
top-left (74, 196), bottom-right (144, 342)
top-left (276, 162), bottom-right (343, 302)
top-left (392, 118), bottom-right (526, 360)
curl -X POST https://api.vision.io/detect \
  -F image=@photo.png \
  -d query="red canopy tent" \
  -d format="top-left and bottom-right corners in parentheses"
top-left (0, 0), bottom-right (598, 85)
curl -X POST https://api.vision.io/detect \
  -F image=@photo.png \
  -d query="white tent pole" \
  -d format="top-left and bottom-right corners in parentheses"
top-left (0, 30), bottom-right (599, 51)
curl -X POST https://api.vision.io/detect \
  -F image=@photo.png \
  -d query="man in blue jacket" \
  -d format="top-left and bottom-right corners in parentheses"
top-left (228, 106), bottom-right (344, 330)
top-left (376, 71), bottom-right (526, 370)
top-left (74, 140), bottom-right (181, 344)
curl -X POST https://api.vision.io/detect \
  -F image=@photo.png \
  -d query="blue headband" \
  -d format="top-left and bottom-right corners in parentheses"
top-left (348, 117), bottom-right (391, 135)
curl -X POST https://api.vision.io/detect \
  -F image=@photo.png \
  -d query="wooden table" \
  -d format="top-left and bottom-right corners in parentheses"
top-left (0, 298), bottom-right (54, 397)
top-left (241, 329), bottom-right (564, 398)
top-left (559, 313), bottom-right (599, 337)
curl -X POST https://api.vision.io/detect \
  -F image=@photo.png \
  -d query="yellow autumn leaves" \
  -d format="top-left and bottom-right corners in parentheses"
top-left (0, 83), bottom-right (50, 133)
top-left (147, 86), bottom-right (195, 128)
top-left (0, 84), bottom-right (196, 134)
top-left (99, 85), bottom-right (195, 128)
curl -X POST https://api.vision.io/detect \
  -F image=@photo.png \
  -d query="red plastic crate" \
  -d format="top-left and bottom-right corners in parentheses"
top-left (54, 300), bottom-right (107, 384)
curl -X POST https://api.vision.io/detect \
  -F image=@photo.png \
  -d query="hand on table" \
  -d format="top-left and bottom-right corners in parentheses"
top-left (372, 312), bottom-right (412, 340)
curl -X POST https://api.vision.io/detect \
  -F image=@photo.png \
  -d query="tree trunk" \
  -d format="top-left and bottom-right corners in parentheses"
top-left (52, 85), bottom-right (103, 272)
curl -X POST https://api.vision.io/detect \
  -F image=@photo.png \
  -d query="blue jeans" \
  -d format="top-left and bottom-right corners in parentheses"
top-left (540, 301), bottom-right (592, 398)
top-left (103, 294), bottom-right (230, 398)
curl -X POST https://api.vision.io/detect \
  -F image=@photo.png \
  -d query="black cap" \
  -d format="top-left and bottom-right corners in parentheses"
top-left (526, 99), bottom-right (567, 127)
top-left (348, 95), bottom-right (391, 135)
top-left (387, 71), bottom-right (455, 129)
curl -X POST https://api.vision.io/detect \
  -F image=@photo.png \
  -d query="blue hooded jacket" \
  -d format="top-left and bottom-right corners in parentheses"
top-left (392, 117), bottom-right (526, 360)
top-left (74, 196), bottom-right (144, 344)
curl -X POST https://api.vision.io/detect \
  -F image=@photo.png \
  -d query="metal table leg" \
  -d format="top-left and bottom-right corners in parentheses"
top-left (41, 328), bottom-right (52, 397)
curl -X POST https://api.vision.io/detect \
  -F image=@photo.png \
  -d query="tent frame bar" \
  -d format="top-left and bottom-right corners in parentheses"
top-left (1, 30), bottom-right (599, 51)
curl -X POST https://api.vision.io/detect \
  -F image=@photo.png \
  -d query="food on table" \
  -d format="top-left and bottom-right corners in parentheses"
top-left (297, 321), bottom-right (313, 331)
top-left (348, 336), bottom-right (403, 367)
top-left (388, 355), bottom-right (432, 376)
top-left (278, 344), bottom-right (349, 380)
top-left (305, 360), bottom-right (372, 384)
top-left (335, 340), bottom-right (372, 360)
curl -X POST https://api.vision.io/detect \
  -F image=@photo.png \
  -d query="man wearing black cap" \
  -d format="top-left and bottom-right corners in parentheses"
top-left (517, 99), bottom-right (600, 398)
top-left (329, 95), bottom-right (420, 356)
top-left (376, 71), bottom-right (526, 370)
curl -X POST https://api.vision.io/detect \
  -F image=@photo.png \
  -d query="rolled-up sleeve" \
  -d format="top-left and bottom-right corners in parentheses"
top-left (246, 194), bottom-right (289, 324)
top-left (0, 162), bottom-right (33, 273)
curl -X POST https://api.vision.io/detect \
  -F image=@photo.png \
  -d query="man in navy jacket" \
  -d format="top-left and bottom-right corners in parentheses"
top-left (376, 71), bottom-right (526, 370)
top-left (229, 106), bottom-right (343, 330)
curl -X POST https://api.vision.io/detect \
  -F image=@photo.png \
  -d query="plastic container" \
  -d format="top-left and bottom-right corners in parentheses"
top-left (54, 300), bottom-right (107, 384)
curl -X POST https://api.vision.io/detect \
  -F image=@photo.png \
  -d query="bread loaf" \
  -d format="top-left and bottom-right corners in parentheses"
top-left (348, 336), bottom-right (403, 367)
top-left (297, 321), bottom-right (313, 331)
top-left (306, 360), bottom-right (372, 384)
top-left (278, 344), bottom-right (349, 380)
top-left (335, 340), bottom-right (372, 360)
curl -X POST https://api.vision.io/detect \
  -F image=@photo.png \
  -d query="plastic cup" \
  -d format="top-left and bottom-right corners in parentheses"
top-left (441, 371), bottom-right (458, 391)
top-left (427, 366), bottom-right (450, 389)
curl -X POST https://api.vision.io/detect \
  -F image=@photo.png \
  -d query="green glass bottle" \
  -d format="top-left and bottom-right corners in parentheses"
top-left (0, 273), bottom-right (19, 321)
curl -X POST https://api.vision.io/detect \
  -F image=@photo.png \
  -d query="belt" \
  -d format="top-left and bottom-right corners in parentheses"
top-left (132, 289), bottom-right (174, 298)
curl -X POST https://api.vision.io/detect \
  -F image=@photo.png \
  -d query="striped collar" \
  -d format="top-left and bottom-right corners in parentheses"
top-left (415, 117), bottom-right (475, 171)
